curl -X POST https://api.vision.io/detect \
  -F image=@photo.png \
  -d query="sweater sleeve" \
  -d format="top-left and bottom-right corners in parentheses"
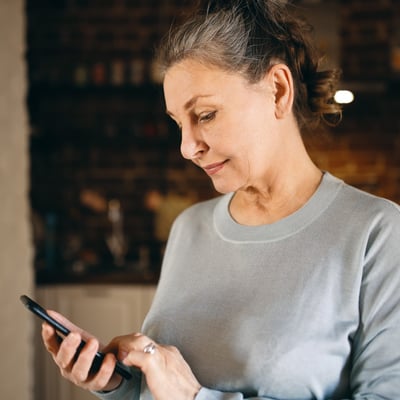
top-left (347, 203), bottom-right (400, 399)
top-left (91, 369), bottom-right (141, 400)
top-left (195, 387), bottom-right (276, 399)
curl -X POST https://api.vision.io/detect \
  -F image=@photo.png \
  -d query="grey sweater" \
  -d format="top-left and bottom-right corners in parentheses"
top-left (96, 172), bottom-right (400, 399)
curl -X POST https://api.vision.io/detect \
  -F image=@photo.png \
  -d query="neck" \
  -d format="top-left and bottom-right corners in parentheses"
top-left (229, 159), bottom-right (323, 226)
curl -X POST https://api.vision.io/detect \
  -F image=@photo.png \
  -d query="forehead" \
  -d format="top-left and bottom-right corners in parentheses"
top-left (164, 60), bottom-right (233, 92)
top-left (163, 60), bottom-right (250, 113)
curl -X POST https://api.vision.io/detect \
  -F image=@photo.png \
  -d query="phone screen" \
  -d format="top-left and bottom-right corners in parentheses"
top-left (20, 294), bottom-right (132, 380)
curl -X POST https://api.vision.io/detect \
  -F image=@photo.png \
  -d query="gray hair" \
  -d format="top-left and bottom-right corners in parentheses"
top-left (157, 0), bottom-right (342, 130)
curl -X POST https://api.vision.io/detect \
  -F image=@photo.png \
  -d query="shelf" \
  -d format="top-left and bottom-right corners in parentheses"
top-left (28, 83), bottom-right (164, 96)
top-left (29, 132), bottom-right (178, 149)
top-left (36, 268), bottom-right (160, 286)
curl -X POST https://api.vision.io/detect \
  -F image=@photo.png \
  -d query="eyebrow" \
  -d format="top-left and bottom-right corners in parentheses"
top-left (166, 94), bottom-right (213, 118)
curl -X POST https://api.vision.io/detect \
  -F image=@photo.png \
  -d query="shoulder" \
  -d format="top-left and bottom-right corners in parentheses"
top-left (325, 172), bottom-right (400, 224)
top-left (165, 194), bottom-right (228, 241)
top-left (173, 195), bottom-right (225, 225)
top-left (341, 181), bottom-right (400, 223)
top-left (327, 175), bottom-right (400, 262)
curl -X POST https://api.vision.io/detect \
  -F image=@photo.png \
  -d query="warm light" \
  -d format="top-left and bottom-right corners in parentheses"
top-left (334, 90), bottom-right (354, 104)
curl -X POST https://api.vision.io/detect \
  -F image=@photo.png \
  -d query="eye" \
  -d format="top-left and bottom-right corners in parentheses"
top-left (199, 111), bottom-right (216, 124)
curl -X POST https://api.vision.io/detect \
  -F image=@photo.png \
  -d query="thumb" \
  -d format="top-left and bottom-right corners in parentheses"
top-left (121, 348), bottom-right (150, 370)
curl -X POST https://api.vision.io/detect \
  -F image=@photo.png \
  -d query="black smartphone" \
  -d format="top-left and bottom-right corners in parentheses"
top-left (20, 294), bottom-right (132, 380)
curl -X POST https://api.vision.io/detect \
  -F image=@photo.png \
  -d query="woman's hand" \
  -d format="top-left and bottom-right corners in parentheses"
top-left (41, 310), bottom-right (122, 392)
top-left (104, 333), bottom-right (202, 400)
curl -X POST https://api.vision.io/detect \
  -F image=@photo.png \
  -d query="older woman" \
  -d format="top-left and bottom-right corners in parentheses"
top-left (42, 1), bottom-right (400, 399)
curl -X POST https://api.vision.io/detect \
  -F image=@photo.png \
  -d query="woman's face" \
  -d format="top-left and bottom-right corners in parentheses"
top-left (163, 59), bottom-right (285, 194)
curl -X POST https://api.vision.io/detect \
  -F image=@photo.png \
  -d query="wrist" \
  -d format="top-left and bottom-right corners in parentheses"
top-left (101, 375), bottom-right (123, 393)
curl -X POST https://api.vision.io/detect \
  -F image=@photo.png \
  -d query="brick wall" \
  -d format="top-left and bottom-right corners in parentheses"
top-left (27, 0), bottom-right (400, 277)
top-left (307, 100), bottom-right (400, 203)
top-left (28, 0), bottom-right (214, 277)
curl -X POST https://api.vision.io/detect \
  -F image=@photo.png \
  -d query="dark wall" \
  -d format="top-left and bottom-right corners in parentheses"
top-left (27, 0), bottom-right (400, 278)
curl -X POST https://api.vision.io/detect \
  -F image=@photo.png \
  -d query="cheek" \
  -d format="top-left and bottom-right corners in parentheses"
top-left (215, 115), bottom-right (250, 147)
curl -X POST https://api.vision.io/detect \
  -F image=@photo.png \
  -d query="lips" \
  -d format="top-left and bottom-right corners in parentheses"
top-left (202, 161), bottom-right (227, 176)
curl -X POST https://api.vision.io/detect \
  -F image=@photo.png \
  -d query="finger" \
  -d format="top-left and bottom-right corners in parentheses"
top-left (71, 341), bottom-right (124, 392)
top-left (42, 322), bottom-right (61, 355)
top-left (86, 353), bottom-right (123, 392)
top-left (56, 331), bottom-right (83, 370)
top-left (121, 342), bottom-right (159, 372)
top-left (102, 332), bottom-right (145, 360)
top-left (102, 333), bottom-right (157, 370)
top-left (70, 337), bottom-right (100, 383)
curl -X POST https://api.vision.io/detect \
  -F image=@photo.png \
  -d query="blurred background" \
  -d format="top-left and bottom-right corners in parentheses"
top-left (1, 0), bottom-right (400, 399)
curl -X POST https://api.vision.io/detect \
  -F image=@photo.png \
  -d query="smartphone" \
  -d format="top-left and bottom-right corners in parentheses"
top-left (20, 294), bottom-right (132, 380)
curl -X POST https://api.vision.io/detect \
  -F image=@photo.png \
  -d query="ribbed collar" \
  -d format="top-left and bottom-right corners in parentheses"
top-left (213, 172), bottom-right (344, 243)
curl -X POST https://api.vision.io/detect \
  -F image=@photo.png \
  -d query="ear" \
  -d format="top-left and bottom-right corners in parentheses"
top-left (266, 64), bottom-right (294, 120)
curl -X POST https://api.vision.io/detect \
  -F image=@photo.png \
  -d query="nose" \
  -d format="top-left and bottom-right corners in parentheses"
top-left (180, 125), bottom-right (208, 160)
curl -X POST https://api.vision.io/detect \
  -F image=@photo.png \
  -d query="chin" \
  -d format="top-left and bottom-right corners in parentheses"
top-left (211, 179), bottom-right (241, 195)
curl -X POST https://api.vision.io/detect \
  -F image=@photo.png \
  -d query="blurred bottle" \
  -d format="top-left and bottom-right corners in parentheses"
top-left (106, 199), bottom-right (127, 267)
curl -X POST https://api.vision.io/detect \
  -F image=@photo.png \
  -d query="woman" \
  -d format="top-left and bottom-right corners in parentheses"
top-left (42, 1), bottom-right (400, 399)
